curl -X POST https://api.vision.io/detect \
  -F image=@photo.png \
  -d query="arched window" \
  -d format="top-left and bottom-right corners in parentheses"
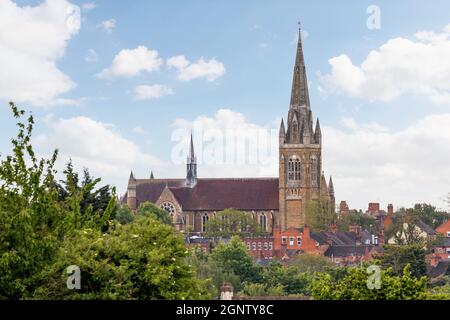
top-left (288, 157), bottom-right (301, 181)
top-left (202, 214), bottom-right (209, 233)
top-left (259, 213), bottom-right (267, 232)
top-left (161, 202), bottom-right (176, 216)
top-left (311, 155), bottom-right (318, 186)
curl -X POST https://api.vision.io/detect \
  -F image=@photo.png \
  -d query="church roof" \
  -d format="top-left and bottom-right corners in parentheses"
top-left (123, 178), bottom-right (279, 211)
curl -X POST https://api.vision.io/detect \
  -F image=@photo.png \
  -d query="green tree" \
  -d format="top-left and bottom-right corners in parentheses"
top-left (377, 245), bottom-right (427, 278)
top-left (337, 211), bottom-right (376, 233)
top-left (137, 201), bottom-right (172, 225)
top-left (262, 260), bottom-right (312, 296)
top-left (305, 197), bottom-right (337, 232)
top-left (310, 265), bottom-right (429, 300)
top-left (205, 209), bottom-right (259, 237)
top-left (412, 203), bottom-right (448, 229)
top-left (33, 215), bottom-right (211, 300)
top-left (114, 205), bottom-right (134, 224)
top-left (287, 254), bottom-right (334, 273)
top-left (208, 236), bottom-right (262, 288)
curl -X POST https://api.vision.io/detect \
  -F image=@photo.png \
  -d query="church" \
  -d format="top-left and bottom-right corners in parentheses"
top-left (123, 29), bottom-right (335, 234)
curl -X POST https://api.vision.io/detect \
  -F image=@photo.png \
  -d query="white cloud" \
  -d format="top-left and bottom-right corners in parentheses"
top-left (0, 0), bottom-right (80, 107)
top-left (134, 84), bottom-right (174, 100)
top-left (323, 114), bottom-right (450, 210)
top-left (35, 116), bottom-right (162, 192)
top-left (81, 2), bottom-right (96, 11)
top-left (85, 49), bottom-right (98, 63)
top-left (97, 46), bottom-right (163, 79)
top-left (132, 126), bottom-right (149, 135)
top-left (101, 19), bottom-right (116, 33)
top-left (167, 55), bottom-right (225, 82)
top-left (320, 24), bottom-right (450, 105)
top-left (171, 109), bottom-right (278, 178)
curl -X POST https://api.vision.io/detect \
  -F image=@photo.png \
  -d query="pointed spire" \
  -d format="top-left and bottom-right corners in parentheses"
top-left (150, 171), bottom-right (154, 179)
top-left (290, 24), bottom-right (310, 110)
top-left (279, 118), bottom-right (285, 135)
top-left (189, 132), bottom-right (195, 162)
top-left (329, 176), bottom-right (334, 195)
top-left (314, 118), bottom-right (322, 144)
top-left (129, 170), bottom-right (135, 181)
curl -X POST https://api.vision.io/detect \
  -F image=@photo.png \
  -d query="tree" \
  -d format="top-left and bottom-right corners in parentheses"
top-left (305, 197), bottom-right (337, 232)
top-left (412, 203), bottom-right (448, 229)
top-left (137, 202), bottom-right (172, 225)
top-left (208, 236), bottom-right (262, 288)
top-left (337, 211), bottom-right (376, 233)
top-left (310, 265), bottom-right (431, 300)
top-left (32, 215), bottom-right (211, 300)
top-left (287, 254), bottom-right (334, 273)
top-left (205, 209), bottom-right (259, 237)
top-left (377, 245), bottom-right (427, 278)
top-left (262, 260), bottom-right (312, 296)
top-left (114, 205), bottom-right (133, 224)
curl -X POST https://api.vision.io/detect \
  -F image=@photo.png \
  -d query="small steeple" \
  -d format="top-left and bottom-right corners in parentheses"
top-left (328, 176), bottom-right (334, 195)
top-left (129, 170), bottom-right (135, 181)
top-left (279, 118), bottom-right (286, 144)
top-left (150, 171), bottom-right (154, 179)
top-left (186, 133), bottom-right (197, 187)
top-left (314, 118), bottom-right (322, 144)
top-left (290, 23), bottom-right (310, 110)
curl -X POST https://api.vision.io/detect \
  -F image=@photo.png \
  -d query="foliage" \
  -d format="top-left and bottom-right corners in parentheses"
top-left (32, 215), bottom-right (211, 300)
top-left (376, 245), bottom-right (427, 278)
top-left (305, 197), bottom-right (337, 232)
top-left (137, 201), bottom-right (172, 225)
top-left (337, 211), bottom-right (377, 233)
top-left (287, 254), bottom-right (334, 273)
top-left (208, 236), bottom-right (263, 288)
top-left (205, 209), bottom-right (259, 237)
top-left (311, 265), bottom-right (429, 300)
top-left (412, 203), bottom-right (448, 229)
top-left (114, 205), bottom-right (134, 225)
top-left (0, 103), bottom-right (63, 299)
top-left (262, 260), bottom-right (312, 296)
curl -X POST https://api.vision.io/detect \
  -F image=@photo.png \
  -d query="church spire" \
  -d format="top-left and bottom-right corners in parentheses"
top-left (186, 133), bottom-right (197, 187)
top-left (290, 24), bottom-right (310, 110)
top-left (328, 176), bottom-right (334, 196)
top-left (314, 118), bottom-right (322, 144)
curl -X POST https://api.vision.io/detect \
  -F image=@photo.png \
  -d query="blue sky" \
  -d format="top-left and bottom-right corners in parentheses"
top-left (1, 0), bottom-right (450, 210)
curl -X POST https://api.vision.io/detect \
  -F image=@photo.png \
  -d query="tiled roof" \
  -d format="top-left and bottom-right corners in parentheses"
top-left (125, 178), bottom-right (279, 211)
top-left (429, 260), bottom-right (450, 278)
top-left (416, 219), bottom-right (437, 235)
top-left (324, 245), bottom-right (374, 258)
top-left (311, 231), bottom-right (356, 246)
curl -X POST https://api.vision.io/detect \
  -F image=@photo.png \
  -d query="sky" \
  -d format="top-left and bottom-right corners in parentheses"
top-left (1, 0), bottom-right (450, 211)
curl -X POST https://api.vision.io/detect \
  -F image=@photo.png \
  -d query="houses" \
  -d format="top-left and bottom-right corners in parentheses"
top-left (387, 219), bottom-right (437, 245)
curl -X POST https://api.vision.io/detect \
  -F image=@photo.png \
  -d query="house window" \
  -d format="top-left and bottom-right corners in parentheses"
top-left (264, 242), bottom-right (268, 250)
top-left (269, 242), bottom-right (273, 250)
top-left (258, 242), bottom-right (262, 250)
top-left (282, 236), bottom-right (287, 245)
top-left (297, 236), bottom-right (302, 246)
top-left (252, 242), bottom-right (256, 251)
top-left (201, 214), bottom-right (209, 232)
top-left (288, 157), bottom-right (301, 181)
top-left (259, 213), bottom-right (267, 232)
top-left (446, 248), bottom-right (450, 254)
top-left (246, 242), bottom-right (251, 250)
top-left (289, 237), bottom-right (295, 246)
top-left (447, 231), bottom-right (450, 238)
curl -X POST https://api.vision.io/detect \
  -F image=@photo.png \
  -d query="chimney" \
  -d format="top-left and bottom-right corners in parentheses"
top-left (387, 204), bottom-right (394, 216)
top-left (220, 283), bottom-right (234, 300)
top-left (349, 224), bottom-right (362, 238)
top-left (339, 201), bottom-right (350, 215)
top-left (368, 203), bottom-right (380, 215)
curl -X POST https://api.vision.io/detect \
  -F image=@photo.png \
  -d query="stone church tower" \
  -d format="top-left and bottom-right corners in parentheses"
top-left (278, 28), bottom-right (334, 231)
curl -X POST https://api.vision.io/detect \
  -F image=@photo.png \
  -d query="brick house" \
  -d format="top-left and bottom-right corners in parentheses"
top-left (436, 219), bottom-right (450, 238)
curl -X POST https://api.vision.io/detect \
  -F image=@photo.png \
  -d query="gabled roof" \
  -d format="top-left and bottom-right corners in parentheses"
top-left (123, 178), bottom-right (279, 211)
top-left (310, 231), bottom-right (356, 246)
top-left (416, 219), bottom-right (437, 235)
top-left (324, 245), bottom-right (374, 258)
top-left (429, 260), bottom-right (450, 278)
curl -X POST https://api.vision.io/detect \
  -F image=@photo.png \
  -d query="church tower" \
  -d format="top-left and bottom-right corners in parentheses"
top-left (186, 133), bottom-right (197, 187)
top-left (278, 27), bottom-right (333, 231)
